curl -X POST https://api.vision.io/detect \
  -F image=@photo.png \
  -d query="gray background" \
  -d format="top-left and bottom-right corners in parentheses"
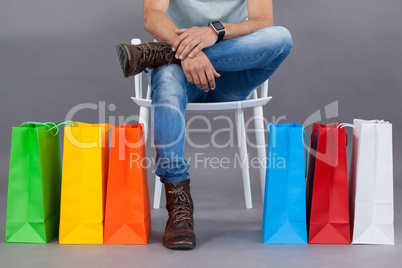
top-left (0, 0), bottom-right (401, 267)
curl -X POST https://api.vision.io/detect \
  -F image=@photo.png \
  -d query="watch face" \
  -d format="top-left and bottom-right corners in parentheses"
top-left (212, 21), bottom-right (224, 31)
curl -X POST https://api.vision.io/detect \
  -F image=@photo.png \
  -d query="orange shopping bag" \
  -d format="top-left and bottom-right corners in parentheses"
top-left (104, 123), bottom-right (151, 244)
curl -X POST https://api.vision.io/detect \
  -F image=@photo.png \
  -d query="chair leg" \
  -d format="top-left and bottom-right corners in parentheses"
top-left (253, 105), bottom-right (267, 205)
top-left (235, 109), bottom-right (252, 209)
top-left (153, 177), bottom-right (163, 209)
top-left (139, 105), bottom-right (163, 209)
top-left (139, 106), bottom-right (150, 143)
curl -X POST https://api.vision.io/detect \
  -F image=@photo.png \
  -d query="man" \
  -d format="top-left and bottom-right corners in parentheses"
top-left (116, 0), bottom-right (292, 250)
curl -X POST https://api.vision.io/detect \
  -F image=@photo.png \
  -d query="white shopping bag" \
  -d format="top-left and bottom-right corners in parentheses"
top-left (349, 119), bottom-right (394, 245)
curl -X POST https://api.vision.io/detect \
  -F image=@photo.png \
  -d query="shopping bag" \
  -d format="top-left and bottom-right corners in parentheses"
top-left (349, 119), bottom-right (394, 244)
top-left (262, 122), bottom-right (308, 244)
top-left (104, 123), bottom-right (151, 244)
top-left (5, 122), bottom-right (62, 243)
top-left (306, 123), bottom-right (350, 244)
top-left (59, 122), bottom-right (109, 244)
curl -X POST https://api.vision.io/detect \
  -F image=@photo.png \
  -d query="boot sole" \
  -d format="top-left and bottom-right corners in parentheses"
top-left (163, 241), bottom-right (196, 250)
top-left (115, 44), bottom-right (130, 78)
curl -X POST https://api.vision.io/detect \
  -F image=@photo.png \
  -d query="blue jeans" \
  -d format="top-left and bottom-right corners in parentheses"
top-left (147, 26), bottom-right (293, 184)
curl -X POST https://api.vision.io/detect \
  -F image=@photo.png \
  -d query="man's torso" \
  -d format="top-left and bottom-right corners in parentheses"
top-left (166, 0), bottom-right (249, 29)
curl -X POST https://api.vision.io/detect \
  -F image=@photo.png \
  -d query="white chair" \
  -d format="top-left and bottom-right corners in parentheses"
top-left (130, 38), bottom-right (272, 209)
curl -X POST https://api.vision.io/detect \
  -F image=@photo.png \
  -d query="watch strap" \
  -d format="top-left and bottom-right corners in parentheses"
top-left (217, 30), bottom-right (225, 43)
top-left (209, 21), bottom-right (225, 43)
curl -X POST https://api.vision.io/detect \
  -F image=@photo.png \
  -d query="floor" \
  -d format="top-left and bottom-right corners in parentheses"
top-left (0, 168), bottom-right (401, 268)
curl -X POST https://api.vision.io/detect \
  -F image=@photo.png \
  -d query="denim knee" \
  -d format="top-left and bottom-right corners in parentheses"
top-left (148, 64), bottom-right (188, 108)
top-left (254, 26), bottom-right (293, 66)
top-left (258, 26), bottom-right (293, 54)
top-left (271, 26), bottom-right (293, 58)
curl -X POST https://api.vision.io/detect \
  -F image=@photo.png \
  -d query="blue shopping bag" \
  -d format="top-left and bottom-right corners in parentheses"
top-left (262, 122), bottom-right (307, 244)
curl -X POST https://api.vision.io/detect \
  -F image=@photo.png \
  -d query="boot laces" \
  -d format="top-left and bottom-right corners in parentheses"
top-left (168, 186), bottom-right (192, 228)
top-left (139, 42), bottom-right (175, 65)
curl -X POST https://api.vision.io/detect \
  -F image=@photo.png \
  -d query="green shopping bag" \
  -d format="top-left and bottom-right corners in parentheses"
top-left (5, 121), bottom-right (69, 243)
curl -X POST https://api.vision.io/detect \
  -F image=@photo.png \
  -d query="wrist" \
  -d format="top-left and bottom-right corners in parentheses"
top-left (208, 21), bottom-right (225, 43)
top-left (206, 26), bottom-right (218, 43)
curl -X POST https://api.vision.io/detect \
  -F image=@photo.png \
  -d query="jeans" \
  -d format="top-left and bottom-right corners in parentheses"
top-left (147, 26), bottom-right (293, 184)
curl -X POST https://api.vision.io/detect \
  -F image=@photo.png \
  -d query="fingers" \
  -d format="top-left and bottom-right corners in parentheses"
top-left (183, 70), bottom-right (193, 84)
top-left (206, 67), bottom-right (216, 90)
top-left (187, 65), bottom-right (206, 91)
top-left (180, 40), bottom-right (202, 60)
top-left (212, 66), bottom-right (221, 78)
top-left (172, 31), bottom-right (189, 52)
top-left (189, 43), bottom-right (204, 58)
top-left (182, 52), bottom-right (220, 92)
top-left (196, 64), bottom-right (218, 92)
top-left (175, 28), bottom-right (187, 35)
top-left (175, 36), bottom-right (200, 60)
top-left (173, 26), bottom-right (216, 56)
top-left (172, 27), bottom-right (201, 58)
top-left (198, 70), bottom-right (209, 92)
top-left (172, 28), bottom-right (192, 52)
top-left (192, 71), bottom-right (202, 89)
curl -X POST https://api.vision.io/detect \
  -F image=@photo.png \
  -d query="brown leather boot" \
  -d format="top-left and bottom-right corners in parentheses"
top-left (115, 42), bottom-right (181, 78)
top-left (163, 179), bottom-right (196, 250)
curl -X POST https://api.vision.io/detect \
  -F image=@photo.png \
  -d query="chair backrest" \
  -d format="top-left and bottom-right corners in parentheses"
top-left (131, 38), bottom-right (269, 101)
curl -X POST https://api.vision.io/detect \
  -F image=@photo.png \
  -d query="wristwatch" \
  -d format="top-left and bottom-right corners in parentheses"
top-left (208, 20), bottom-right (225, 43)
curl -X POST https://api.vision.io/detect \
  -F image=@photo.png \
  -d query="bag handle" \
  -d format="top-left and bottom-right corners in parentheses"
top-left (21, 121), bottom-right (77, 136)
top-left (21, 121), bottom-right (76, 136)
top-left (303, 130), bottom-right (308, 178)
top-left (337, 123), bottom-right (354, 146)
top-left (46, 121), bottom-right (77, 135)
top-left (337, 123), bottom-right (354, 128)
top-left (21, 121), bottom-right (57, 128)
top-left (310, 124), bottom-right (320, 147)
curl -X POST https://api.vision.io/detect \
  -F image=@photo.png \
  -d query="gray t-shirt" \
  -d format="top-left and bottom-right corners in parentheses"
top-left (166, 0), bottom-right (248, 29)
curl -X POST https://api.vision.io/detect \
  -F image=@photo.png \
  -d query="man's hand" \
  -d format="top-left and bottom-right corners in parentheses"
top-left (181, 51), bottom-right (220, 92)
top-left (172, 26), bottom-right (218, 60)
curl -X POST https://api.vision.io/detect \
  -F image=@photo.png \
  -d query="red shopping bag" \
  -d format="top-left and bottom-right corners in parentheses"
top-left (103, 123), bottom-right (151, 244)
top-left (306, 124), bottom-right (350, 244)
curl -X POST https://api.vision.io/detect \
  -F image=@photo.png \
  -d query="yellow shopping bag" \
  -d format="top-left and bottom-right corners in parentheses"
top-left (59, 122), bottom-right (109, 244)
